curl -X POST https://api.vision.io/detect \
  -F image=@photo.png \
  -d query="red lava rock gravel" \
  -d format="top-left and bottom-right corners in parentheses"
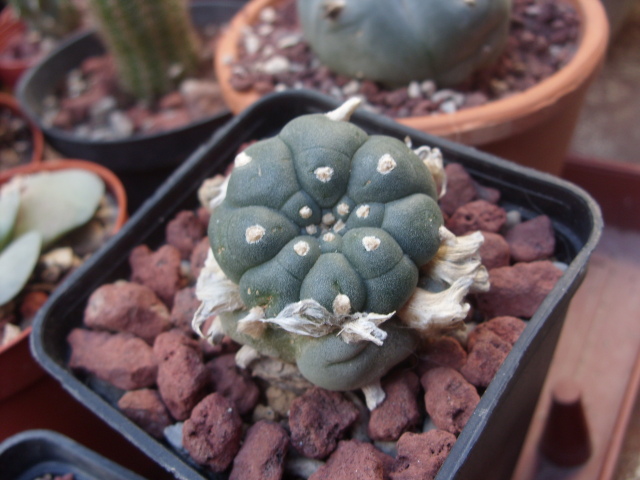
top-left (476, 260), bottom-right (565, 318)
top-left (229, 420), bottom-right (291, 480)
top-left (129, 244), bottom-right (186, 308)
top-left (422, 367), bottom-right (481, 436)
top-left (83, 281), bottom-right (171, 343)
top-left (65, 160), bottom-right (568, 479)
top-left (505, 214), bottom-right (556, 262)
top-left (308, 439), bottom-right (395, 480)
top-left (117, 388), bottom-right (173, 439)
top-left (289, 386), bottom-right (360, 459)
top-left (182, 393), bottom-right (243, 472)
top-left (390, 430), bottom-right (457, 480)
top-left (368, 371), bottom-right (422, 442)
top-left (67, 329), bottom-right (157, 391)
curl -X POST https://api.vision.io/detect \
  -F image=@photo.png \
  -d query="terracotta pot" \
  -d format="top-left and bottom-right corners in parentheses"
top-left (0, 159), bottom-right (127, 441)
top-left (0, 8), bottom-right (40, 89)
top-left (0, 91), bottom-right (44, 169)
top-left (215, 0), bottom-right (609, 175)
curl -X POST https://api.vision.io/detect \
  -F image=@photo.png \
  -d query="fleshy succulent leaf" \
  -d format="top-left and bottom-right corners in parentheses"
top-left (0, 231), bottom-right (42, 306)
top-left (0, 185), bottom-right (20, 251)
top-left (12, 169), bottom-right (105, 249)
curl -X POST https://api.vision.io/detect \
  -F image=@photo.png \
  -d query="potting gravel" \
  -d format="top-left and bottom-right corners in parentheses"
top-left (66, 158), bottom-right (566, 480)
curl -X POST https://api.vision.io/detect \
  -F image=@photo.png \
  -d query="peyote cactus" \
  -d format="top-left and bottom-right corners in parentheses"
top-left (194, 99), bottom-right (489, 406)
top-left (296, 0), bottom-right (512, 88)
top-left (8, 0), bottom-right (82, 39)
top-left (85, 0), bottom-right (201, 101)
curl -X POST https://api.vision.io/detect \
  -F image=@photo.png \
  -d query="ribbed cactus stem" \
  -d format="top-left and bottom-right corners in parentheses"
top-left (87, 0), bottom-right (201, 101)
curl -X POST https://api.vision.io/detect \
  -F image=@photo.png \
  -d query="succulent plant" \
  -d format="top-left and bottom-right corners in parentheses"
top-left (86, 0), bottom-right (201, 101)
top-left (296, 0), bottom-right (512, 88)
top-left (194, 99), bottom-right (489, 406)
top-left (0, 169), bottom-right (104, 307)
top-left (8, 0), bottom-right (82, 39)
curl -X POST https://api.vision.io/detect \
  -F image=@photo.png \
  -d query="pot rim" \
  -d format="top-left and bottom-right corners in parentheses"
top-left (215, 0), bottom-right (610, 145)
top-left (0, 158), bottom-right (128, 356)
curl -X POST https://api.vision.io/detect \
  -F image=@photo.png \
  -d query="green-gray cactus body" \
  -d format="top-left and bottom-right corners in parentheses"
top-left (87, 0), bottom-right (201, 100)
top-left (209, 109), bottom-right (443, 390)
top-left (296, 0), bottom-right (512, 87)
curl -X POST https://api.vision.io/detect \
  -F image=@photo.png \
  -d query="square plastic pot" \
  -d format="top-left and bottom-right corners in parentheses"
top-left (30, 90), bottom-right (603, 480)
top-left (0, 429), bottom-right (146, 480)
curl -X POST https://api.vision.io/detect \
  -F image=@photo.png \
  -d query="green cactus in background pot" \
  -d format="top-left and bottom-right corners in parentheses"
top-left (296, 0), bottom-right (512, 88)
top-left (194, 99), bottom-right (489, 407)
top-left (86, 0), bottom-right (201, 101)
top-left (8, 0), bottom-right (81, 39)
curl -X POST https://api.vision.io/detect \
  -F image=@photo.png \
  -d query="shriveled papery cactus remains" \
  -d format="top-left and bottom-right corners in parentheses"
top-left (193, 99), bottom-right (489, 407)
top-left (296, 0), bottom-right (512, 88)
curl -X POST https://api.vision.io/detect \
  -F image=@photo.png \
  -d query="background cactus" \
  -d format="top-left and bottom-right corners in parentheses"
top-left (85, 0), bottom-right (201, 101)
top-left (8, 0), bottom-right (82, 39)
top-left (200, 100), bottom-right (446, 391)
top-left (296, 0), bottom-right (512, 88)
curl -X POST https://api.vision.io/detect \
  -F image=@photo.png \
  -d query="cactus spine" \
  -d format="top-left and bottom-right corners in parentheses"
top-left (86, 0), bottom-right (201, 101)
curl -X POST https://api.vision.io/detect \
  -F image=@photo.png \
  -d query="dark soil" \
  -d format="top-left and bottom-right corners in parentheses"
top-left (227, 0), bottom-right (580, 118)
top-left (0, 105), bottom-right (35, 171)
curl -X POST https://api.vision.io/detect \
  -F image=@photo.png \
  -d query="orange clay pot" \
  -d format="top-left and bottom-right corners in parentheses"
top-left (0, 8), bottom-right (41, 90)
top-left (0, 92), bottom-right (44, 168)
top-left (0, 159), bottom-right (127, 441)
top-left (215, 0), bottom-right (609, 175)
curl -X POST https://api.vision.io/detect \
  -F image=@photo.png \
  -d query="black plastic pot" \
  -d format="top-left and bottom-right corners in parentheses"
top-left (30, 90), bottom-right (603, 480)
top-left (14, 2), bottom-right (238, 174)
top-left (0, 429), bottom-right (146, 480)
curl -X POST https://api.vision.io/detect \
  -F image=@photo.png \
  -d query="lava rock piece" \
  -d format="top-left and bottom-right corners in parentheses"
top-left (84, 280), bottom-right (171, 343)
top-left (118, 388), bottom-right (172, 438)
top-left (289, 386), bottom-right (360, 459)
top-left (67, 328), bottom-right (157, 390)
top-left (368, 370), bottom-right (422, 441)
top-left (421, 366), bottom-right (480, 435)
top-left (229, 420), bottom-right (290, 480)
top-left (183, 393), bottom-right (243, 472)
top-left (390, 430), bottom-right (457, 480)
top-left (129, 244), bottom-right (186, 308)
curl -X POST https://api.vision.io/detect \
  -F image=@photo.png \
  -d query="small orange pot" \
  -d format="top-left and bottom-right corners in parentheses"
top-left (0, 8), bottom-right (41, 90)
top-left (0, 159), bottom-right (127, 439)
top-left (215, 0), bottom-right (609, 175)
top-left (0, 91), bottom-right (44, 168)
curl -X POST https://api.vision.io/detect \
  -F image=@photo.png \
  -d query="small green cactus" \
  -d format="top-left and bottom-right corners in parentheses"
top-left (296, 0), bottom-right (512, 87)
top-left (86, 0), bottom-right (201, 101)
top-left (8, 0), bottom-right (81, 39)
top-left (195, 99), bottom-right (489, 401)
top-left (0, 169), bottom-right (104, 306)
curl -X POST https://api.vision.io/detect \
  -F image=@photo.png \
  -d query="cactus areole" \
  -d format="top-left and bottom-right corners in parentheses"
top-left (296, 0), bottom-right (512, 87)
top-left (195, 99), bottom-right (489, 401)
